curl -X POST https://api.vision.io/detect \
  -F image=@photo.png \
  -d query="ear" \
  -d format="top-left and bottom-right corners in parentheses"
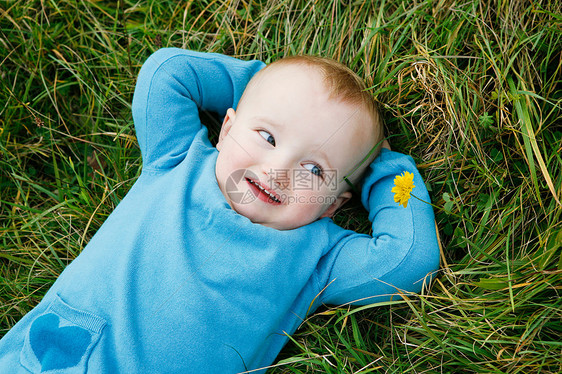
top-left (216, 108), bottom-right (236, 151)
top-left (320, 191), bottom-right (352, 219)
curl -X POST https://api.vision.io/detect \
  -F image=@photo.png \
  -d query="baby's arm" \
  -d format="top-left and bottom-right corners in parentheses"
top-left (318, 149), bottom-right (440, 306)
top-left (132, 48), bottom-right (265, 170)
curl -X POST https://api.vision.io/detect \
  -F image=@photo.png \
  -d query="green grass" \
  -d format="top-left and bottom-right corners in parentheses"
top-left (1, 0), bottom-right (561, 372)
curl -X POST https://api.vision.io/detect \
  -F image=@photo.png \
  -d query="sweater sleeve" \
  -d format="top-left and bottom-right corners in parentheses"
top-left (317, 149), bottom-right (440, 306)
top-left (132, 48), bottom-right (265, 170)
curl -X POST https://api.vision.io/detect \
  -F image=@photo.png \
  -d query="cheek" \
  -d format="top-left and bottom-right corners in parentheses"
top-left (291, 193), bottom-right (331, 217)
top-left (284, 205), bottom-right (327, 229)
top-left (216, 140), bottom-right (255, 178)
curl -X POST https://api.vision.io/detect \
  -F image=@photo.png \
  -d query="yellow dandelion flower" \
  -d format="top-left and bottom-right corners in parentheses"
top-left (392, 171), bottom-right (415, 208)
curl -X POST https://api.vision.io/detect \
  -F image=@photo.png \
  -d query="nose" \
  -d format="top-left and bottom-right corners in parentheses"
top-left (262, 155), bottom-right (292, 190)
top-left (265, 168), bottom-right (290, 190)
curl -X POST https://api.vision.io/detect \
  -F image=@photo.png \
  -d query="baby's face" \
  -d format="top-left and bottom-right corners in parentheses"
top-left (215, 64), bottom-right (375, 230)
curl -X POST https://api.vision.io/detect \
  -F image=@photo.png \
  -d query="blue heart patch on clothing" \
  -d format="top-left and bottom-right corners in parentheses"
top-left (29, 313), bottom-right (92, 371)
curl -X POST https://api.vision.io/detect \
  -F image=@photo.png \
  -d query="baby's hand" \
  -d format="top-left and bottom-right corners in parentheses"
top-left (382, 140), bottom-right (391, 150)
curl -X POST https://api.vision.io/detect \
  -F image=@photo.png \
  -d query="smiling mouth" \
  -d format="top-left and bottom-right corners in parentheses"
top-left (246, 178), bottom-right (282, 204)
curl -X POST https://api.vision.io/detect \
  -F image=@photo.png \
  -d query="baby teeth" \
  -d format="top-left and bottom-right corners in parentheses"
top-left (249, 179), bottom-right (280, 203)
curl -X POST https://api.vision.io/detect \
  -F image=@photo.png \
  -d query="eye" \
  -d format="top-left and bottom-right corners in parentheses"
top-left (303, 163), bottom-right (323, 177)
top-left (258, 130), bottom-right (275, 146)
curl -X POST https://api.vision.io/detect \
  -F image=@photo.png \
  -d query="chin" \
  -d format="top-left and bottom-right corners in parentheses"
top-left (240, 211), bottom-right (306, 231)
top-left (258, 215), bottom-right (320, 231)
top-left (229, 199), bottom-right (322, 230)
top-left (260, 221), bottom-right (298, 231)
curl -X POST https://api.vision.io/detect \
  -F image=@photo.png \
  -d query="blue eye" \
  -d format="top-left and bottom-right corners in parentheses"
top-left (303, 163), bottom-right (323, 177)
top-left (258, 130), bottom-right (275, 146)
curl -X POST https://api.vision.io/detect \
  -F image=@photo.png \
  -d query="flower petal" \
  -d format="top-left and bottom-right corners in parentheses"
top-left (392, 171), bottom-right (415, 208)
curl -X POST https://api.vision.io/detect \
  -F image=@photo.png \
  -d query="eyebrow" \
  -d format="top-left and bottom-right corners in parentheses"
top-left (252, 116), bottom-right (281, 129)
top-left (310, 148), bottom-right (333, 170)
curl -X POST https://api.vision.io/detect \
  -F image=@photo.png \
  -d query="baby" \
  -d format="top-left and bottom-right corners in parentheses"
top-left (0, 49), bottom-right (439, 373)
top-left (215, 55), bottom-right (382, 230)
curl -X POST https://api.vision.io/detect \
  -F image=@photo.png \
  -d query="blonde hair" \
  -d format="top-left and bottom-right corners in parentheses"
top-left (240, 55), bottom-right (384, 162)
